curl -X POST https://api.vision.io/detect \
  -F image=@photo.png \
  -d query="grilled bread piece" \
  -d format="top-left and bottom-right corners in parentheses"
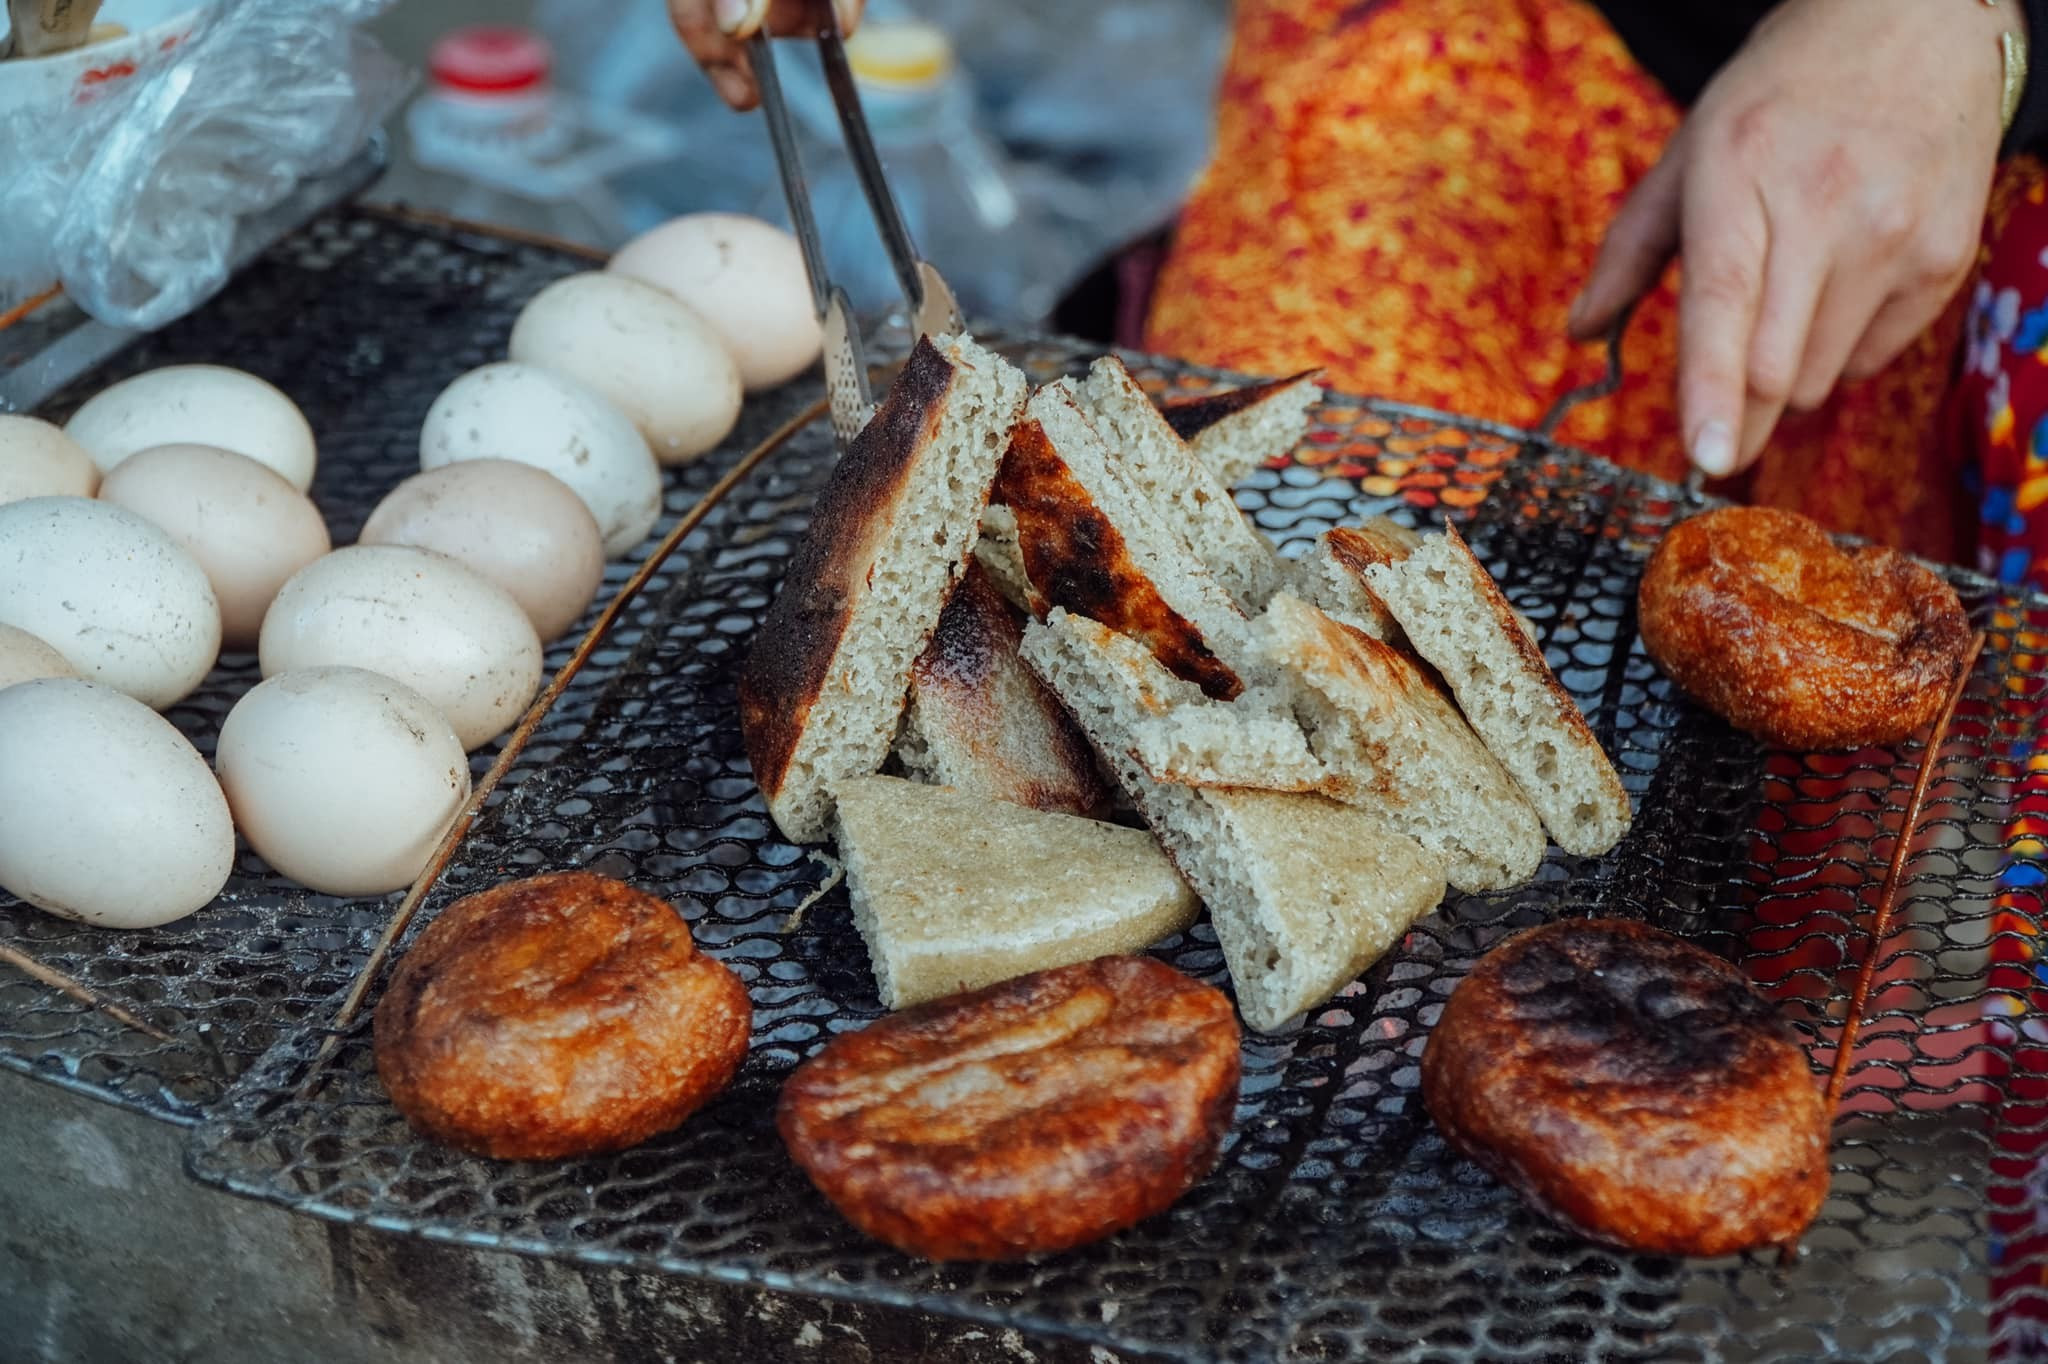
top-left (739, 333), bottom-right (1028, 843)
top-left (834, 775), bottom-right (1198, 1010)
top-left (1023, 609), bottom-right (1447, 1032)
top-left (1080, 355), bottom-right (1285, 609)
top-left (1161, 369), bottom-right (1324, 488)
top-left (1360, 524), bottom-right (1632, 856)
top-left (1043, 605), bottom-right (1326, 792)
top-left (1290, 520), bottom-right (1424, 642)
top-left (971, 504), bottom-right (1033, 610)
top-left (994, 380), bottom-right (1259, 700)
top-left (897, 562), bottom-right (1108, 817)
top-left (1255, 593), bottom-right (1544, 891)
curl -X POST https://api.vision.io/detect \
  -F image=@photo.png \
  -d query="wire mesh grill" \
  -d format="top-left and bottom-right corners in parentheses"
top-left (5, 209), bottom-right (2039, 1361)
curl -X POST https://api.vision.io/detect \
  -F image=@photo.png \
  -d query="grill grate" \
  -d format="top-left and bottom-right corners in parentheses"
top-left (3, 210), bottom-right (2039, 1361)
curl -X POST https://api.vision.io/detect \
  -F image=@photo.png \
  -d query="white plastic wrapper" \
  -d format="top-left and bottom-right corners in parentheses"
top-left (0, 0), bottom-right (408, 330)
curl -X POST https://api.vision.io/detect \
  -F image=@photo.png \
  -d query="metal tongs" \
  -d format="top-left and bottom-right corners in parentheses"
top-left (750, 19), bottom-right (964, 449)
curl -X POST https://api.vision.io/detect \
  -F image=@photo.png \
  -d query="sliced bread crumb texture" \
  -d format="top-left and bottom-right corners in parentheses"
top-left (1255, 593), bottom-right (1544, 892)
top-left (1080, 355), bottom-right (1285, 610)
top-left (1361, 524), bottom-right (1632, 857)
top-left (1161, 370), bottom-right (1324, 488)
top-left (1035, 607), bottom-right (1326, 792)
top-left (1022, 609), bottom-right (1447, 1033)
top-left (899, 561), bottom-right (1107, 817)
top-left (993, 380), bottom-right (1258, 700)
top-left (739, 333), bottom-right (1029, 843)
top-left (834, 774), bottom-right (1197, 1010)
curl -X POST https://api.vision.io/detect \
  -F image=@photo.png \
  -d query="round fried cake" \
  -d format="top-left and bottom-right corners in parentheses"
top-left (1422, 918), bottom-right (1830, 1257)
top-left (375, 871), bottom-right (751, 1160)
top-left (1638, 505), bottom-right (1968, 751)
top-left (778, 954), bottom-right (1241, 1261)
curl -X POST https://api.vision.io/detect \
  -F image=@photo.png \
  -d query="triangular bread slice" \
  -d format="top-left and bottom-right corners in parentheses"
top-left (993, 379), bottom-right (1260, 700)
top-left (1161, 369), bottom-right (1323, 487)
top-left (739, 333), bottom-right (1028, 843)
top-left (1359, 524), bottom-right (1632, 856)
top-left (896, 561), bottom-right (1108, 817)
top-left (1079, 355), bottom-right (1285, 609)
top-left (1022, 609), bottom-right (1447, 1032)
top-left (1255, 592), bottom-right (1544, 891)
top-left (835, 774), bottom-right (1198, 1010)
top-left (1033, 604), bottom-right (1326, 792)
top-left (1290, 519), bottom-right (1423, 642)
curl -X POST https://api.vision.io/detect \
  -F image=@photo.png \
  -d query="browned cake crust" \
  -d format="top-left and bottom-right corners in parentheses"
top-left (993, 418), bottom-right (1243, 700)
top-left (1638, 506), bottom-right (1970, 751)
top-left (738, 335), bottom-right (960, 805)
top-left (375, 872), bottom-right (752, 1161)
top-left (1160, 369), bottom-right (1323, 442)
top-left (906, 562), bottom-right (1108, 815)
top-left (1422, 918), bottom-right (1830, 1257)
top-left (778, 955), bottom-right (1241, 1261)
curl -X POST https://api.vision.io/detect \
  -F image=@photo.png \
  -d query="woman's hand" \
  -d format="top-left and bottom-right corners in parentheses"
top-left (668, 0), bottom-right (863, 110)
top-left (1571, 0), bottom-right (2012, 476)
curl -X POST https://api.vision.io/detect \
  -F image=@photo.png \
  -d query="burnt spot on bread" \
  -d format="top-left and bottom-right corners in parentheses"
top-left (1160, 370), bottom-right (1322, 443)
top-left (994, 420), bottom-right (1243, 702)
top-left (914, 560), bottom-right (1009, 694)
top-left (738, 336), bottom-right (959, 797)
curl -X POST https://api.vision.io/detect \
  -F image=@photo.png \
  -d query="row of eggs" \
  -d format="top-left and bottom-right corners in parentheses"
top-left (0, 213), bottom-right (823, 929)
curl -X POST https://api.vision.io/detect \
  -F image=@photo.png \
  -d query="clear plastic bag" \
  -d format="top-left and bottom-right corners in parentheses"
top-left (0, 0), bottom-right (408, 330)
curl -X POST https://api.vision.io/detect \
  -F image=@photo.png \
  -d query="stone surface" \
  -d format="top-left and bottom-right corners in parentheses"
top-left (0, 1071), bottom-right (1134, 1363)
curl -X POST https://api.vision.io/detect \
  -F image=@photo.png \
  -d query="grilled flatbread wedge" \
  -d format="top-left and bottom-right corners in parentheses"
top-left (1255, 592), bottom-right (1544, 891)
top-left (1359, 524), bottom-right (1632, 857)
top-left (1290, 519), bottom-right (1423, 642)
top-left (993, 379), bottom-right (1259, 700)
top-left (1161, 369), bottom-right (1323, 488)
top-left (897, 561), bottom-right (1108, 817)
top-left (834, 775), bottom-right (1198, 1010)
top-left (1080, 355), bottom-right (1285, 609)
top-left (739, 333), bottom-right (1028, 843)
top-left (1022, 609), bottom-right (1447, 1033)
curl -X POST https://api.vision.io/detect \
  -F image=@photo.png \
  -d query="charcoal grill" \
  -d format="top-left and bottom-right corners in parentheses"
top-left (1, 208), bottom-right (2038, 1362)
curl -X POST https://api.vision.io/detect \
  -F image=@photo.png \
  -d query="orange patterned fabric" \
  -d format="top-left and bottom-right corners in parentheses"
top-left (1146, 0), bottom-right (1973, 561)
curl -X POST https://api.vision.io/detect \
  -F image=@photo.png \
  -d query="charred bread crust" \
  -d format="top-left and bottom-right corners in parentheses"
top-left (1160, 369), bottom-right (1323, 443)
top-left (738, 336), bottom-right (960, 807)
top-left (374, 872), bottom-right (752, 1161)
top-left (994, 418), bottom-right (1243, 701)
top-left (908, 562), bottom-right (1108, 815)
top-left (1421, 918), bottom-right (1830, 1257)
top-left (1637, 506), bottom-right (1971, 751)
top-left (778, 955), bottom-right (1240, 1261)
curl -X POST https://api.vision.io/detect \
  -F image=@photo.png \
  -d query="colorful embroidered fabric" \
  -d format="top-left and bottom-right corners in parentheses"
top-left (1145, 0), bottom-right (1968, 561)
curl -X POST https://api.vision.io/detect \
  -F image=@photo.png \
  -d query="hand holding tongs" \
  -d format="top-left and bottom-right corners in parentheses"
top-left (749, 15), bottom-right (964, 449)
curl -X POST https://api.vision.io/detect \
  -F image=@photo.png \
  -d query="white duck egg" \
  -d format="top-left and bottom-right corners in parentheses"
top-left (62, 365), bottom-right (318, 491)
top-left (0, 624), bottom-right (80, 691)
top-left (216, 667), bottom-right (471, 898)
top-left (509, 271), bottom-right (743, 466)
top-left (358, 460), bottom-right (605, 643)
top-left (0, 415), bottom-right (99, 505)
top-left (97, 444), bottom-right (333, 652)
top-left (0, 679), bottom-right (234, 928)
top-left (609, 213), bottom-right (822, 392)
top-left (259, 545), bottom-right (543, 751)
top-left (418, 362), bottom-right (661, 557)
top-left (0, 496), bottom-right (222, 709)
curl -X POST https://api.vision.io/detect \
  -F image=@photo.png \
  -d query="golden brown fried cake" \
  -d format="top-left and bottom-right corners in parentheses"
top-left (778, 955), bottom-right (1240, 1260)
top-left (1422, 918), bottom-right (1830, 1257)
top-left (375, 872), bottom-right (751, 1161)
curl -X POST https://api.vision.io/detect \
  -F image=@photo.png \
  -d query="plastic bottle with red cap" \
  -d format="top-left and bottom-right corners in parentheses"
top-left (376, 25), bottom-right (681, 249)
